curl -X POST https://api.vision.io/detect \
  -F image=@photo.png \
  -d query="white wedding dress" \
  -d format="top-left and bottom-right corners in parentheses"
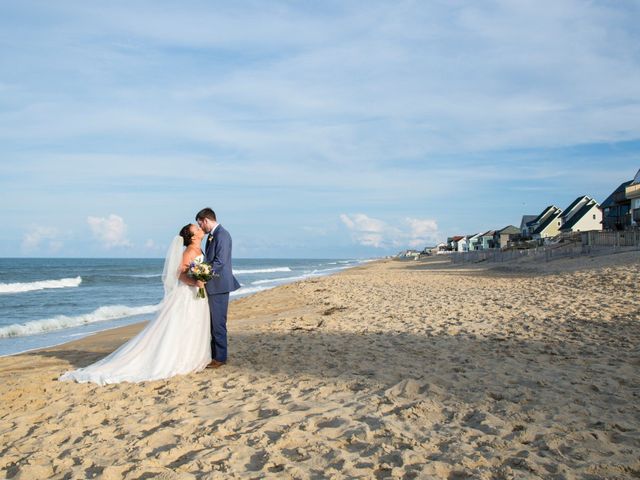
top-left (59, 237), bottom-right (211, 385)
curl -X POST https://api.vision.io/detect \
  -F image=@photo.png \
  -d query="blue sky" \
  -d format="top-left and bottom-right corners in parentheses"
top-left (1, 1), bottom-right (639, 258)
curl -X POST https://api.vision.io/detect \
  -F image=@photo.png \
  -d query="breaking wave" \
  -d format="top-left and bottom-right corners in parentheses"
top-left (0, 277), bottom-right (82, 294)
top-left (0, 304), bottom-right (159, 338)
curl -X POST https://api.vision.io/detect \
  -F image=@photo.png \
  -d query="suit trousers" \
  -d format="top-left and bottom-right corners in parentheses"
top-left (207, 292), bottom-right (229, 362)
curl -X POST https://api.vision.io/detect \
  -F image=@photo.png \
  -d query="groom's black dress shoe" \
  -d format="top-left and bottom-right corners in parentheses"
top-left (206, 360), bottom-right (226, 369)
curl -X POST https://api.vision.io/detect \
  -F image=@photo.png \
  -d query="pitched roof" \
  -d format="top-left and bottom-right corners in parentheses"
top-left (560, 201), bottom-right (598, 231)
top-left (532, 210), bottom-right (562, 234)
top-left (561, 196), bottom-right (589, 220)
top-left (451, 235), bottom-right (464, 242)
top-left (520, 215), bottom-right (537, 228)
top-left (601, 180), bottom-right (632, 208)
top-left (499, 225), bottom-right (521, 235)
top-left (527, 206), bottom-right (557, 226)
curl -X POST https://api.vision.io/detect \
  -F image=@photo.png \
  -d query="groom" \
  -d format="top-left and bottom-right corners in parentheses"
top-left (196, 208), bottom-right (241, 368)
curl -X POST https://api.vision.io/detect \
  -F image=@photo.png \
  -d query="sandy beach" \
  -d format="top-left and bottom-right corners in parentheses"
top-left (1, 252), bottom-right (639, 479)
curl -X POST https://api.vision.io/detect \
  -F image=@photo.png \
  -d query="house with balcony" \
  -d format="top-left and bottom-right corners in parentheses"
top-left (468, 232), bottom-right (483, 251)
top-left (558, 195), bottom-right (602, 233)
top-left (447, 235), bottom-right (465, 251)
top-left (527, 206), bottom-right (563, 239)
top-left (601, 180), bottom-right (633, 230)
top-left (457, 236), bottom-right (470, 252)
top-left (625, 169), bottom-right (640, 227)
top-left (519, 215), bottom-right (537, 238)
top-left (478, 230), bottom-right (497, 250)
top-left (497, 225), bottom-right (521, 249)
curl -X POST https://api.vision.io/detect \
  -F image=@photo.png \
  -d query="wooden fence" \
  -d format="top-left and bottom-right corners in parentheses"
top-left (450, 230), bottom-right (639, 264)
top-left (581, 230), bottom-right (640, 248)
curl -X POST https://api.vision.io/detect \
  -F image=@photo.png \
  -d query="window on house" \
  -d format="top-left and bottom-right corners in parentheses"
top-left (592, 214), bottom-right (596, 219)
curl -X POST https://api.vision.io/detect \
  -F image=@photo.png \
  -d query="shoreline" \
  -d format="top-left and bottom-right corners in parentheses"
top-left (1, 252), bottom-right (638, 479)
top-left (4, 250), bottom-right (636, 359)
top-left (25, 258), bottom-right (381, 357)
top-left (0, 258), bottom-right (378, 358)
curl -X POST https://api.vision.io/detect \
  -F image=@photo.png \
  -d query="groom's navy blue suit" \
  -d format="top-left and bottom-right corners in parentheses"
top-left (204, 225), bottom-right (240, 362)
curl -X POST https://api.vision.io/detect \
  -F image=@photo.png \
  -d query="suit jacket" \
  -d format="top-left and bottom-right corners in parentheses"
top-left (204, 225), bottom-right (241, 295)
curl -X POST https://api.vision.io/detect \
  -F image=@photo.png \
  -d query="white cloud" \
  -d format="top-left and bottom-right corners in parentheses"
top-left (1, 1), bottom-right (639, 161)
top-left (1, 2), bottom-right (639, 258)
top-left (405, 218), bottom-right (440, 248)
top-left (340, 214), bottom-right (389, 248)
top-left (21, 226), bottom-right (62, 252)
top-left (340, 214), bottom-right (441, 250)
top-left (87, 214), bottom-right (131, 249)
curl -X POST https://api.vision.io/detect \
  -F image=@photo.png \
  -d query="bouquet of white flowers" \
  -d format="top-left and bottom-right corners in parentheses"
top-left (188, 258), bottom-right (215, 299)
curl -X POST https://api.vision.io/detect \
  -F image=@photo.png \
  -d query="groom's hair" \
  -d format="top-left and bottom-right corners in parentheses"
top-left (196, 208), bottom-right (216, 222)
top-left (179, 224), bottom-right (195, 246)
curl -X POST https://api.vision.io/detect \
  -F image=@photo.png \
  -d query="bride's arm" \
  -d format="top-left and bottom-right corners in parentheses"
top-left (178, 250), bottom-right (204, 287)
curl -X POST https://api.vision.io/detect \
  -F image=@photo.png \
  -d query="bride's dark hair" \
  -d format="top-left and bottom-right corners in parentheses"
top-left (179, 224), bottom-right (194, 246)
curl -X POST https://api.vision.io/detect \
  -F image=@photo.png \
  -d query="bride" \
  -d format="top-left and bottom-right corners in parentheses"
top-left (59, 224), bottom-right (212, 385)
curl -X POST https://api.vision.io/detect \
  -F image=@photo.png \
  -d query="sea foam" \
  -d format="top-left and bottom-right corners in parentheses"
top-left (0, 304), bottom-right (159, 338)
top-left (0, 276), bottom-right (82, 294)
top-left (230, 285), bottom-right (270, 297)
top-left (251, 274), bottom-right (311, 285)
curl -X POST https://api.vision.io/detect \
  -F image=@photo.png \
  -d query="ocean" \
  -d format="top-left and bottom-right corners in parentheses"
top-left (0, 258), bottom-right (369, 357)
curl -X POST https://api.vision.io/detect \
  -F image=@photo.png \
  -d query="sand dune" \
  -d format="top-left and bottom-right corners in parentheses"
top-left (1, 252), bottom-right (639, 479)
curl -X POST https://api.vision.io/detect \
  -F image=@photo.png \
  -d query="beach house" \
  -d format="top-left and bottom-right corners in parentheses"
top-left (468, 233), bottom-right (482, 251)
top-left (457, 236), bottom-right (473, 252)
top-left (601, 180), bottom-right (633, 230)
top-left (519, 215), bottom-right (537, 238)
top-left (397, 249), bottom-right (421, 259)
top-left (625, 169), bottom-right (640, 227)
top-left (478, 230), bottom-right (497, 250)
top-left (448, 236), bottom-right (464, 251)
top-left (497, 225), bottom-right (521, 249)
top-left (527, 206), bottom-right (563, 239)
top-left (558, 196), bottom-right (602, 233)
